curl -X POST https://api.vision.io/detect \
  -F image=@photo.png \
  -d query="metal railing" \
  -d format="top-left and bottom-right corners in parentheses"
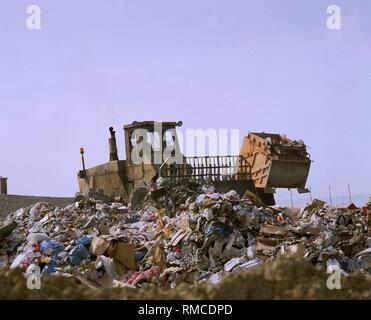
top-left (159, 155), bottom-right (251, 182)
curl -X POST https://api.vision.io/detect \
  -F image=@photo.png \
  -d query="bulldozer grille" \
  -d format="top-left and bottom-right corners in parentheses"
top-left (160, 155), bottom-right (251, 182)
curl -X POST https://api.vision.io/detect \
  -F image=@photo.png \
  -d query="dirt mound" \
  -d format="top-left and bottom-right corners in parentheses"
top-left (1, 256), bottom-right (369, 300)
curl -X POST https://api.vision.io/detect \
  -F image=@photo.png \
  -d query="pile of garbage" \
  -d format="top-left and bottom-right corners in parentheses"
top-left (0, 179), bottom-right (370, 289)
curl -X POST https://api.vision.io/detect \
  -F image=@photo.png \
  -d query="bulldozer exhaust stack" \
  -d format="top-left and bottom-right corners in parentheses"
top-left (109, 127), bottom-right (119, 161)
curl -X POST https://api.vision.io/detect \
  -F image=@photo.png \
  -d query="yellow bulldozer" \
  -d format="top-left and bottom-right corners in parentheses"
top-left (77, 121), bottom-right (311, 208)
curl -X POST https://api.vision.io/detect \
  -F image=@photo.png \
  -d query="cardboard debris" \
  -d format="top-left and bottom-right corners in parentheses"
top-left (256, 242), bottom-right (276, 253)
top-left (106, 242), bottom-right (137, 271)
top-left (260, 224), bottom-right (289, 236)
top-left (90, 236), bottom-right (111, 256)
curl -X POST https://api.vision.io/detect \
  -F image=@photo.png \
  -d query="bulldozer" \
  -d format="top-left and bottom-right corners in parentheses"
top-left (77, 121), bottom-right (311, 208)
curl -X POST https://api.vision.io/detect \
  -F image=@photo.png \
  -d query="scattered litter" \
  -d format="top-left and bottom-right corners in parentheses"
top-left (0, 180), bottom-right (369, 289)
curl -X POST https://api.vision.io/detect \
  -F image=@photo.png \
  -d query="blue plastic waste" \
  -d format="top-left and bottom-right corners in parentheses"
top-left (74, 235), bottom-right (92, 247)
top-left (205, 222), bottom-right (230, 239)
top-left (67, 244), bottom-right (90, 266)
top-left (40, 240), bottom-right (64, 256)
top-left (135, 251), bottom-right (146, 261)
top-left (42, 259), bottom-right (58, 275)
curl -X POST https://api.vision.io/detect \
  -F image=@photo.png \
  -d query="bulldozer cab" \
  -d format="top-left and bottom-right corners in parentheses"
top-left (123, 121), bottom-right (184, 192)
top-left (77, 121), bottom-right (184, 205)
top-left (123, 121), bottom-right (183, 166)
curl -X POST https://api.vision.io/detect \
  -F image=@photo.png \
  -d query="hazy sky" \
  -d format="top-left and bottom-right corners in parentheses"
top-left (0, 0), bottom-right (370, 201)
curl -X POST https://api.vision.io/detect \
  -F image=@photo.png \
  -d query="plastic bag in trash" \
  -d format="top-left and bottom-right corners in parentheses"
top-left (67, 244), bottom-right (90, 266)
top-left (156, 177), bottom-right (170, 188)
top-left (10, 251), bottom-right (37, 270)
top-left (26, 233), bottom-right (50, 243)
top-left (203, 208), bottom-right (214, 221)
top-left (95, 255), bottom-right (119, 279)
top-left (202, 185), bottom-right (215, 194)
top-left (195, 194), bottom-right (206, 206)
top-left (40, 240), bottom-right (64, 256)
top-left (205, 222), bottom-right (231, 239)
top-left (29, 205), bottom-right (39, 218)
top-left (10, 252), bottom-right (27, 269)
top-left (74, 235), bottom-right (93, 247)
top-left (224, 190), bottom-right (240, 201)
top-left (135, 251), bottom-right (146, 261)
top-left (42, 259), bottom-right (58, 275)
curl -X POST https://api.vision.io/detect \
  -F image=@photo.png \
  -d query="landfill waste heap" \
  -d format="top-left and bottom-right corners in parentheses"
top-left (0, 178), bottom-right (370, 295)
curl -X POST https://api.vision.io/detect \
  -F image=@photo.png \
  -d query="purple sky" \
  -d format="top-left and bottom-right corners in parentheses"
top-left (0, 0), bottom-right (370, 201)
